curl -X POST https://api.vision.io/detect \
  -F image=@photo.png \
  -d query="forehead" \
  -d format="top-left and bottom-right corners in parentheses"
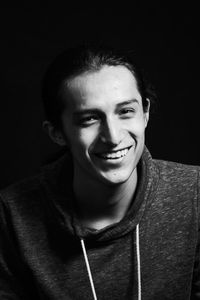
top-left (61, 65), bottom-right (141, 109)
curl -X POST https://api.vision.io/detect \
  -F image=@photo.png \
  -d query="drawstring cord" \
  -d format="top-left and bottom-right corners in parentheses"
top-left (80, 239), bottom-right (98, 300)
top-left (136, 224), bottom-right (141, 300)
top-left (80, 223), bottom-right (141, 300)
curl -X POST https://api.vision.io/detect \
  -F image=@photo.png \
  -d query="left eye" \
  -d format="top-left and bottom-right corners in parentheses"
top-left (119, 108), bottom-right (135, 115)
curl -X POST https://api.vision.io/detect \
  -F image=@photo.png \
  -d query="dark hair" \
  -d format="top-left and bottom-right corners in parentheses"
top-left (42, 44), bottom-right (156, 129)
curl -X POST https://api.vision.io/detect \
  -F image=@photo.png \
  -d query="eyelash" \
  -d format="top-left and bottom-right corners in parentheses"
top-left (119, 108), bottom-right (136, 116)
top-left (79, 116), bottom-right (99, 126)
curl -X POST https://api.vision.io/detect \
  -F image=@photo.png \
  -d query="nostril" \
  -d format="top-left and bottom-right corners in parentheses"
top-left (99, 118), bottom-right (124, 146)
top-left (99, 134), bottom-right (120, 146)
top-left (100, 129), bottom-right (120, 145)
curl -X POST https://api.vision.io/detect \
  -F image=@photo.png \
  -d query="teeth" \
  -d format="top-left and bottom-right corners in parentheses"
top-left (100, 148), bottom-right (129, 159)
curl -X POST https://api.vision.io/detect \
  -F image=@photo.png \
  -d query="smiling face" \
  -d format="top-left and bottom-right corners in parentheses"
top-left (59, 65), bottom-right (149, 186)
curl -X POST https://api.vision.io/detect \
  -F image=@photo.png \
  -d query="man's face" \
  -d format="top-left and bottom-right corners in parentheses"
top-left (60, 65), bottom-right (149, 185)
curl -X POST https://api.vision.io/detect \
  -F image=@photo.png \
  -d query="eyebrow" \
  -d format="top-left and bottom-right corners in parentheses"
top-left (73, 99), bottom-right (139, 117)
top-left (73, 108), bottom-right (102, 118)
top-left (116, 99), bottom-right (139, 108)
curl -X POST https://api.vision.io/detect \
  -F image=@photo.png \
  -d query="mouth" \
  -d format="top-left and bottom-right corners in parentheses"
top-left (94, 146), bottom-right (132, 160)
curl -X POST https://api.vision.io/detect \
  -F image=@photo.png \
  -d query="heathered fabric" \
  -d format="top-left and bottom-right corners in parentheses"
top-left (0, 147), bottom-right (199, 300)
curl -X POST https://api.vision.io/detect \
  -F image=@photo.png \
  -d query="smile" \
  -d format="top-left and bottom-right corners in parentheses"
top-left (95, 146), bottom-right (132, 160)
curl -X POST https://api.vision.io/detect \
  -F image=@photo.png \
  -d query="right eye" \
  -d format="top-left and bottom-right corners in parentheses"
top-left (79, 115), bottom-right (99, 126)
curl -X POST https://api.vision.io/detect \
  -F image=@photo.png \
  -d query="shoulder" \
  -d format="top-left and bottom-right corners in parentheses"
top-left (0, 153), bottom-right (71, 208)
top-left (0, 173), bottom-right (43, 205)
top-left (153, 158), bottom-right (200, 185)
top-left (152, 158), bottom-right (200, 222)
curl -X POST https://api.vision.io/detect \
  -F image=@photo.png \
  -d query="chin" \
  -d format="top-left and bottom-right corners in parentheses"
top-left (97, 168), bottom-right (136, 186)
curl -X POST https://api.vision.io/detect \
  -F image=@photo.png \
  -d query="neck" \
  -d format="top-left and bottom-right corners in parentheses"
top-left (73, 167), bottom-right (138, 230)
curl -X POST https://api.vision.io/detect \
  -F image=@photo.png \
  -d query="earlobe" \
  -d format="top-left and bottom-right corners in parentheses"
top-left (42, 121), bottom-right (67, 146)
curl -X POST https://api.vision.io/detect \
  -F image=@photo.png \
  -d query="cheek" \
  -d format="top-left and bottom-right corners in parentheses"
top-left (68, 128), bottom-right (99, 152)
top-left (129, 118), bottom-right (147, 136)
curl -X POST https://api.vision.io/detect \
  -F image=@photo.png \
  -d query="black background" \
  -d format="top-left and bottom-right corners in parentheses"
top-left (0, 3), bottom-right (199, 189)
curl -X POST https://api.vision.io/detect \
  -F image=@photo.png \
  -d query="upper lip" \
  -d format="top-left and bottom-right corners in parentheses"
top-left (94, 146), bottom-right (132, 155)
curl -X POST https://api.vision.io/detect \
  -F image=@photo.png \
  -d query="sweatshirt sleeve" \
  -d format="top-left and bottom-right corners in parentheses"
top-left (191, 168), bottom-right (200, 299)
top-left (0, 195), bottom-right (29, 300)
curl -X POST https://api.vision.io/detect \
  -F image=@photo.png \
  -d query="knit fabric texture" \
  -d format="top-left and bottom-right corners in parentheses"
top-left (0, 147), bottom-right (199, 299)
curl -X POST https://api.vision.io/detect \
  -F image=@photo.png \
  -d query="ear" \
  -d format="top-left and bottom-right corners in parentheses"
top-left (144, 98), bottom-right (150, 127)
top-left (43, 121), bottom-right (67, 146)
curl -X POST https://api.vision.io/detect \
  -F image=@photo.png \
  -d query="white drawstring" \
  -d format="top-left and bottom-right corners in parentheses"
top-left (81, 224), bottom-right (141, 300)
top-left (80, 238), bottom-right (98, 300)
top-left (136, 223), bottom-right (141, 300)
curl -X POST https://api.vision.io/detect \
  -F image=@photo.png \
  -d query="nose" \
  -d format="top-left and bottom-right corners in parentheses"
top-left (100, 117), bottom-right (123, 146)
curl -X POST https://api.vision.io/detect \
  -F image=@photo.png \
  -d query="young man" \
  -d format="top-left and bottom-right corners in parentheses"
top-left (0, 45), bottom-right (199, 300)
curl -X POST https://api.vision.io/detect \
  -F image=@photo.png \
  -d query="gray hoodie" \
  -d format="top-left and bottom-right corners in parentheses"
top-left (0, 147), bottom-right (199, 299)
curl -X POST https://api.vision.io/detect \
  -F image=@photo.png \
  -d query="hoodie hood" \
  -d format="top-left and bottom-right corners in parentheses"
top-left (41, 146), bottom-right (159, 242)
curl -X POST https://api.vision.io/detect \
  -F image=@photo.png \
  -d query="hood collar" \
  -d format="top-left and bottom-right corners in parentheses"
top-left (42, 146), bottom-right (159, 242)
